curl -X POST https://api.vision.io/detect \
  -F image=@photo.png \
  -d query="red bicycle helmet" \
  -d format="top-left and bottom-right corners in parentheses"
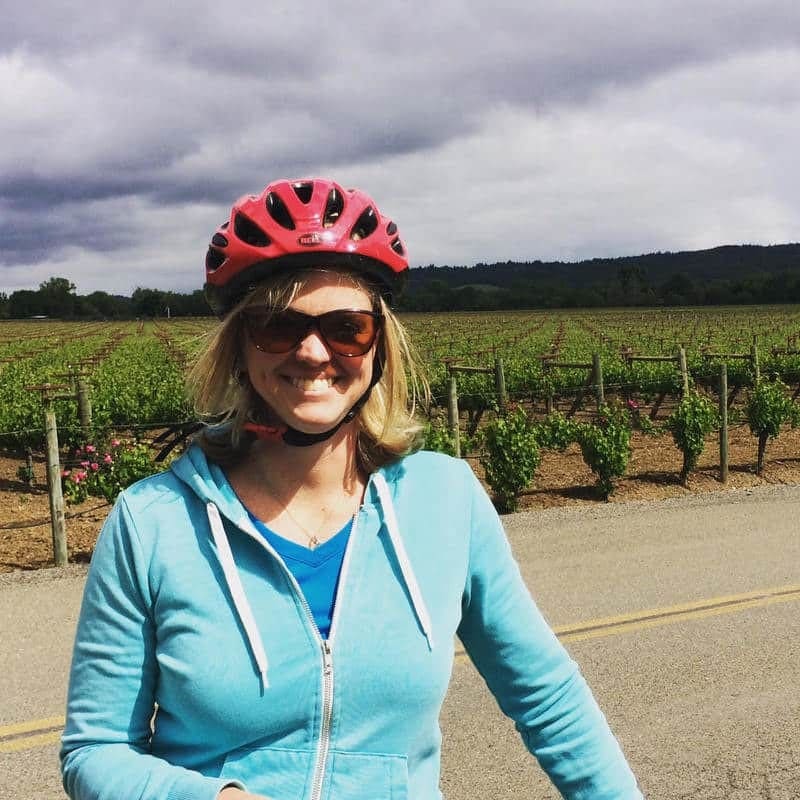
top-left (204, 178), bottom-right (408, 316)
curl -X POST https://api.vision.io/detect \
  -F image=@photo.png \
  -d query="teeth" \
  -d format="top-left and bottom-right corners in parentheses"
top-left (290, 377), bottom-right (334, 391)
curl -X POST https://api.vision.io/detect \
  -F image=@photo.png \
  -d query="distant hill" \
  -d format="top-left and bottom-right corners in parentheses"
top-left (408, 243), bottom-right (800, 289)
top-left (401, 243), bottom-right (800, 311)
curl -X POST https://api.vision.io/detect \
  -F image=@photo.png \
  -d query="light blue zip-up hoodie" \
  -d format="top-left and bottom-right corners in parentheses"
top-left (61, 445), bottom-right (643, 800)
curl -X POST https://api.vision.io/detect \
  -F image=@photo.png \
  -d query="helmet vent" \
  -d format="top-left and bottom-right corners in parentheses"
top-left (350, 207), bottom-right (378, 241)
top-left (386, 221), bottom-right (397, 236)
top-left (206, 247), bottom-right (226, 272)
top-left (212, 233), bottom-right (228, 248)
top-left (292, 182), bottom-right (314, 204)
top-left (220, 220), bottom-right (229, 230)
top-left (323, 189), bottom-right (344, 227)
top-left (234, 213), bottom-right (271, 247)
top-left (266, 192), bottom-right (296, 230)
top-left (391, 237), bottom-right (405, 256)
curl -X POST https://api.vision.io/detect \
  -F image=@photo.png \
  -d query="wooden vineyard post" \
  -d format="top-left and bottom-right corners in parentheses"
top-left (447, 372), bottom-right (461, 458)
top-left (43, 392), bottom-right (68, 567)
top-left (76, 375), bottom-right (93, 439)
top-left (719, 363), bottom-right (728, 483)
top-left (54, 367), bottom-right (93, 440)
top-left (678, 346), bottom-right (689, 396)
top-left (446, 361), bottom-right (503, 454)
top-left (26, 383), bottom-right (73, 567)
top-left (751, 335), bottom-right (760, 384)
top-left (592, 353), bottom-right (604, 410)
top-left (494, 357), bottom-right (507, 412)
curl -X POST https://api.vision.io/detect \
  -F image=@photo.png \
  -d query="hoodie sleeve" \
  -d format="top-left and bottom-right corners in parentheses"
top-left (60, 495), bottom-right (245, 800)
top-left (455, 463), bottom-right (643, 800)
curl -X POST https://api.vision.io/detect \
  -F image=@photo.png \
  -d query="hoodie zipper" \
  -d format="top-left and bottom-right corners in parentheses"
top-left (308, 506), bottom-right (360, 800)
top-left (311, 638), bottom-right (335, 800)
top-left (229, 504), bottom-right (363, 800)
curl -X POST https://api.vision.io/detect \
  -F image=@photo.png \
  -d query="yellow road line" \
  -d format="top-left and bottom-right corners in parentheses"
top-left (6, 585), bottom-right (800, 750)
top-left (0, 730), bottom-right (62, 753)
top-left (456, 583), bottom-right (800, 659)
top-left (0, 716), bottom-right (64, 739)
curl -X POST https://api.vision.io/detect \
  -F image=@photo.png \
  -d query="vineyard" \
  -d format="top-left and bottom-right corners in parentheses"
top-left (3, 306), bottom-right (800, 448)
top-left (5, 305), bottom-right (800, 570)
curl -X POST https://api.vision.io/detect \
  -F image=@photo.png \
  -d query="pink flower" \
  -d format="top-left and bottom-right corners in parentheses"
top-left (90, 463), bottom-right (100, 471)
top-left (80, 460), bottom-right (90, 468)
top-left (85, 445), bottom-right (96, 453)
top-left (626, 399), bottom-right (639, 410)
top-left (72, 473), bottom-right (82, 484)
top-left (61, 469), bottom-right (71, 478)
top-left (111, 439), bottom-right (121, 448)
top-left (76, 470), bottom-right (88, 481)
top-left (103, 454), bottom-right (113, 464)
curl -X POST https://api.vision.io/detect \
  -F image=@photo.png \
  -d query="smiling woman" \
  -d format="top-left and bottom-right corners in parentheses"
top-left (60, 177), bottom-right (643, 800)
top-left (187, 263), bottom-right (425, 470)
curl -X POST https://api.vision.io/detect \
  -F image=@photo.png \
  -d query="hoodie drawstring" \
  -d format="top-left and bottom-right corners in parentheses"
top-left (206, 502), bottom-right (270, 691)
top-left (372, 473), bottom-right (435, 651)
top-left (205, 473), bottom-right (434, 691)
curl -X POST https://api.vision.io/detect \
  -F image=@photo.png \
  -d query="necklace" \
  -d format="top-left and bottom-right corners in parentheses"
top-left (249, 468), bottom-right (365, 550)
top-left (280, 500), bottom-right (359, 550)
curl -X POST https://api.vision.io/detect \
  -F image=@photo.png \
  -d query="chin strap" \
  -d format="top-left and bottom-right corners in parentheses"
top-left (242, 422), bottom-right (287, 442)
top-left (245, 388), bottom-right (368, 447)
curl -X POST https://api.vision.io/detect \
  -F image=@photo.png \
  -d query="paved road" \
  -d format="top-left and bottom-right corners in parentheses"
top-left (2, 484), bottom-right (799, 799)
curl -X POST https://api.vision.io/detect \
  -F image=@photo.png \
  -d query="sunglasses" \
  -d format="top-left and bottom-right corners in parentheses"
top-left (242, 308), bottom-right (383, 356)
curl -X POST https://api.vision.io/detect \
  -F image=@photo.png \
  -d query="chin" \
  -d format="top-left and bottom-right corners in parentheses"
top-left (298, 420), bottom-right (352, 435)
top-left (281, 410), bottom-right (353, 435)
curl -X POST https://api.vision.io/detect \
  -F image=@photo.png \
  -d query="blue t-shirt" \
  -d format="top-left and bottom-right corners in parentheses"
top-left (248, 512), bottom-right (352, 639)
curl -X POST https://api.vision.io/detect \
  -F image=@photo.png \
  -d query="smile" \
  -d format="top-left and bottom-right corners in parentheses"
top-left (288, 377), bottom-right (337, 392)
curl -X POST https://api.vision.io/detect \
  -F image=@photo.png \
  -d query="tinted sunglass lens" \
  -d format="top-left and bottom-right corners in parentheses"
top-left (245, 313), bottom-right (309, 353)
top-left (320, 312), bottom-right (378, 355)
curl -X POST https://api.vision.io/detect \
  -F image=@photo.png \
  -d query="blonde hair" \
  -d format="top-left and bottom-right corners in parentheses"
top-left (186, 268), bottom-right (429, 471)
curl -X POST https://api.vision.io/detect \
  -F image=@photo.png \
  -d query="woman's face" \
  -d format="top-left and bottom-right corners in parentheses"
top-left (241, 272), bottom-right (378, 437)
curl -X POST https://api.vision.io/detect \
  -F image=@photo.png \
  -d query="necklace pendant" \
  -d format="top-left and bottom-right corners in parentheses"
top-left (308, 535), bottom-right (320, 549)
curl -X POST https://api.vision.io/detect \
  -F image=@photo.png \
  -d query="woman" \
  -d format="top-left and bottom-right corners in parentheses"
top-left (61, 178), bottom-right (643, 799)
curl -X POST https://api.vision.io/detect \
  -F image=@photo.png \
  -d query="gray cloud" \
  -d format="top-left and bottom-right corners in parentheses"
top-left (2, 1), bottom-right (799, 289)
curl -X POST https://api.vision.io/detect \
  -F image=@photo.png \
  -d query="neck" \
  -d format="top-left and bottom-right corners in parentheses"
top-left (245, 423), bottom-right (364, 498)
top-left (225, 422), bottom-right (367, 547)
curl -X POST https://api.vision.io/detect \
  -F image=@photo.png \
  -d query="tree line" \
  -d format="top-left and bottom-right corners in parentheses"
top-left (3, 244), bottom-right (800, 319)
top-left (400, 266), bottom-right (800, 311)
top-left (0, 278), bottom-right (210, 319)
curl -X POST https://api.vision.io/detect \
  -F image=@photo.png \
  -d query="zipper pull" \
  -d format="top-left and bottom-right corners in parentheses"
top-left (322, 640), bottom-right (333, 674)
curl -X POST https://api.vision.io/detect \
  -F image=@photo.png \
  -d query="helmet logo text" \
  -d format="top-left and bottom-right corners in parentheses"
top-left (298, 232), bottom-right (323, 247)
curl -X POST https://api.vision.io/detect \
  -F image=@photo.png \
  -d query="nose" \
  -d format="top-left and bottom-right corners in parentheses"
top-left (293, 329), bottom-right (333, 363)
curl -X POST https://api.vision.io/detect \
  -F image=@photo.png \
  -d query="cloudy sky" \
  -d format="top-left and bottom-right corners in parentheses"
top-left (2, 1), bottom-right (798, 295)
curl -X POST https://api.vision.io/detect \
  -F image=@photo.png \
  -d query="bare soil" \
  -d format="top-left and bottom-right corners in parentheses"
top-left (2, 424), bottom-right (800, 572)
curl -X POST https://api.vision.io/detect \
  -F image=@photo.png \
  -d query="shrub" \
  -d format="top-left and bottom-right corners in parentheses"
top-left (422, 417), bottom-right (457, 457)
top-left (745, 379), bottom-right (799, 475)
top-left (480, 406), bottom-right (541, 513)
top-left (533, 411), bottom-right (577, 451)
top-left (61, 439), bottom-right (163, 504)
top-left (575, 403), bottom-right (632, 500)
top-left (667, 392), bottom-right (720, 483)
